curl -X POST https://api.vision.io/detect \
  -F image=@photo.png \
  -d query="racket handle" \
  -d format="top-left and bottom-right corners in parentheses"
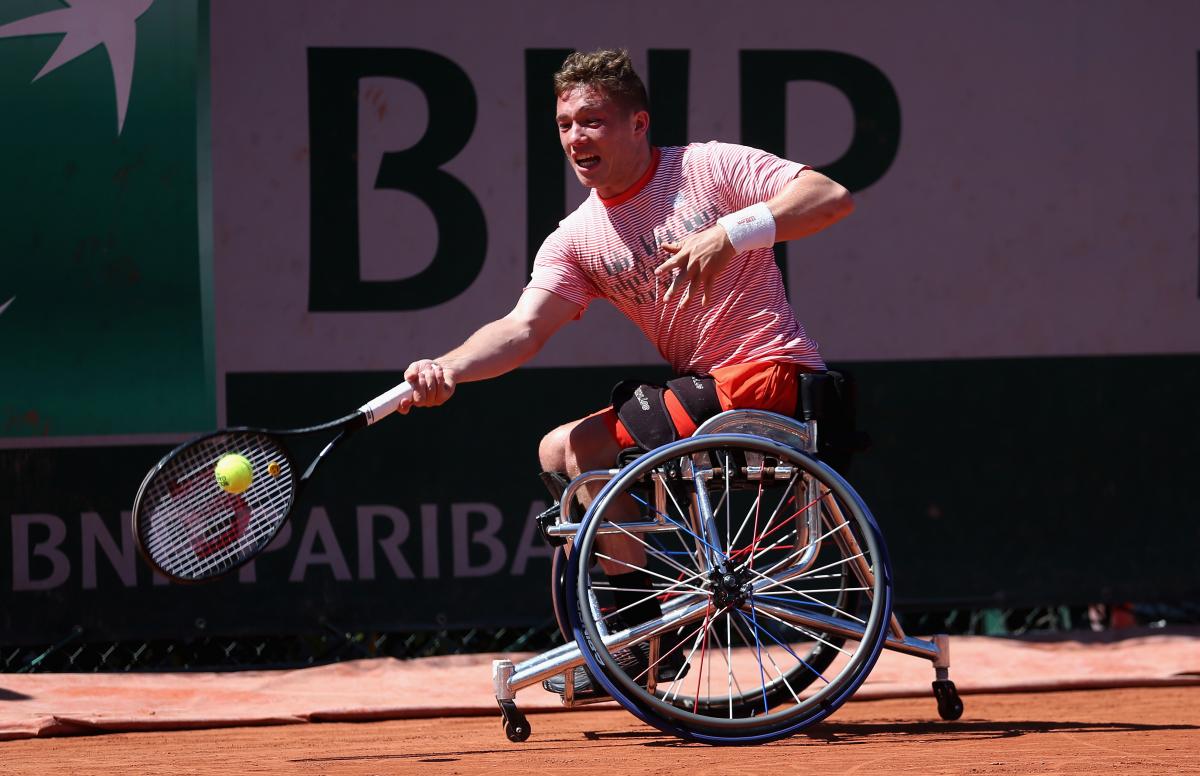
top-left (359, 381), bottom-right (415, 425)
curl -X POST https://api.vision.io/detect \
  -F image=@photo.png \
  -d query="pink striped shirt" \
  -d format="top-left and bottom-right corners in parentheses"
top-left (528, 142), bottom-right (825, 374)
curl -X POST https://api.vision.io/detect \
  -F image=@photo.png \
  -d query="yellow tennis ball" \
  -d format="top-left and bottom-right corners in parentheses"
top-left (215, 453), bottom-right (253, 495)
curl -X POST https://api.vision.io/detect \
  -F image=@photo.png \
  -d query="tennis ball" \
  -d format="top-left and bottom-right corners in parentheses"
top-left (215, 453), bottom-right (253, 494)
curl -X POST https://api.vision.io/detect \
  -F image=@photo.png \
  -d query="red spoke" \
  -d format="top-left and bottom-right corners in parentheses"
top-left (632, 614), bottom-right (711, 684)
top-left (735, 487), bottom-right (827, 562)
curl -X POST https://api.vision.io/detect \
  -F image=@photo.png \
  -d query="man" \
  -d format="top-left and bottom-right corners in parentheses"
top-left (398, 49), bottom-right (853, 696)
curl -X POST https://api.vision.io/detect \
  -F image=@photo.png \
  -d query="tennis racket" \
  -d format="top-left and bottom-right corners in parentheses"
top-left (132, 381), bottom-right (414, 584)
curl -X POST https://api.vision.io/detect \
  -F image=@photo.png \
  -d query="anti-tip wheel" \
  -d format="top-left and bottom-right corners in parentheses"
top-left (932, 680), bottom-right (964, 721)
top-left (504, 720), bottom-right (531, 743)
top-left (498, 699), bottom-right (531, 742)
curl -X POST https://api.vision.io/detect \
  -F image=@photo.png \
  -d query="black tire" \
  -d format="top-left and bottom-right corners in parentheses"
top-left (550, 545), bottom-right (572, 642)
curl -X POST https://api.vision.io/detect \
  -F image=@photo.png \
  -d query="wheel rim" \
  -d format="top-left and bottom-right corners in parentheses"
top-left (567, 433), bottom-right (892, 741)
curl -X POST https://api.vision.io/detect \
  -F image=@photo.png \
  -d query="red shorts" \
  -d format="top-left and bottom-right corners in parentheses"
top-left (592, 361), bottom-right (806, 449)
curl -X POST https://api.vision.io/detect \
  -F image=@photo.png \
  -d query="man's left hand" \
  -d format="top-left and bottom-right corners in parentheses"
top-left (655, 226), bottom-right (736, 305)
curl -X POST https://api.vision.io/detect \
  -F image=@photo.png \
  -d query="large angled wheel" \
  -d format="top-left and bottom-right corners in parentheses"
top-left (565, 433), bottom-right (892, 744)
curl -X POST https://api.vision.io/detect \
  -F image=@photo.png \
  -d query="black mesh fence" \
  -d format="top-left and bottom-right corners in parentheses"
top-left (5, 601), bottom-right (1197, 674)
top-left (1, 620), bottom-right (567, 673)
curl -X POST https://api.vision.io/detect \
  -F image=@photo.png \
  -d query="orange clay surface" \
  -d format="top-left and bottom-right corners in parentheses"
top-left (1, 686), bottom-right (1197, 776)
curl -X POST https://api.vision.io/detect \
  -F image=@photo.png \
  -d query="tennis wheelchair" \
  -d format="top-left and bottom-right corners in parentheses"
top-left (491, 376), bottom-right (963, 745)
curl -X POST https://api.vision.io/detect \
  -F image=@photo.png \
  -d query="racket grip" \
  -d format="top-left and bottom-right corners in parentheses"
top-left (359, 381), bottom-right (415, 425)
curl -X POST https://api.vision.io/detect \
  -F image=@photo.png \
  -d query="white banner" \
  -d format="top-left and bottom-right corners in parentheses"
top-left (211, 0), bottom-right (1200, 390)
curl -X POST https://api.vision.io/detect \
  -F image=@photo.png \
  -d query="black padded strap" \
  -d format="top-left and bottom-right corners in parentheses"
top-left (665, 374), bottom-right (721, 426)
top-left (797, 371), bottom-right (872, 456)
top-left (612, 379), bottom-right (677, 451)
top-left (796, 371), bottom-right (841, 422)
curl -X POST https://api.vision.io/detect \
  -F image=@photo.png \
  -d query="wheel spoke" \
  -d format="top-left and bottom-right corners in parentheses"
top-left (631, 490), bottom-right (728, 564)
top-left (749, 601), bottom-right (855, 659)
top-left (594, 552), bottom-right (711, 596)
top-left (736, 608), bottom-right (833, 685)
top-left (728, 614), bottom-right (803, 706)
top-left (604, 515), bottom-right (707, 580)
top-left (741, 557), bottom-right (868, 624)
top-left (573, 434), bottom-right (889, 738)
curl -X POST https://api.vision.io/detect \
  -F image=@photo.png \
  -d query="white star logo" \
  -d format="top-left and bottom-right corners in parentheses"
top-left (0, 0), bottom-right (156, 135)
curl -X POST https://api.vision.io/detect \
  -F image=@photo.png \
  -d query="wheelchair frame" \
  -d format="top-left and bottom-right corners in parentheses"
top-left (491, 409), bottom-right (962, 744)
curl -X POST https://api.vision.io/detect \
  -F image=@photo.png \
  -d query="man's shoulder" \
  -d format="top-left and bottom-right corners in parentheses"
top-left (557, 192), bottom-right (602, 231)
top-left (674, 141), bottom-right (759, 173)
top-left (539, 192), bottom-right (602, 255)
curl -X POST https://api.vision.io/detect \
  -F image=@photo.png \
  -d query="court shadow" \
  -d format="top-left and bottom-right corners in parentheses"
top-left (583, 729), bottom-right (672, 742)
top-left (630, 719), bottom-right (1200, 747)
top-left (0, 688), bottom-right (33, 701)
top-left (801, 719), bottom-right (1200, 742)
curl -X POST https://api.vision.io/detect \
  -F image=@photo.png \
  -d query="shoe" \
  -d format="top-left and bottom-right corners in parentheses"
top-left (543, 635), bottom-right (690, 700)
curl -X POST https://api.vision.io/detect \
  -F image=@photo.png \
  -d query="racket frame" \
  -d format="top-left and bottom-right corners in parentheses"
top-left (131, 413), bottom-right (364, 585)
top-left (131, 380), bottom-right (412, 584)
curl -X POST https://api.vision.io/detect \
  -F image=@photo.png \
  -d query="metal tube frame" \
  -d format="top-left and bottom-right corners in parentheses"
top-left (497, 412), bottom-right (950, 708)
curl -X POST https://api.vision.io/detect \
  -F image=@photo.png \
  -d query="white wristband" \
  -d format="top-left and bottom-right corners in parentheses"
top-left (717, 202), bottom-right (776, 253)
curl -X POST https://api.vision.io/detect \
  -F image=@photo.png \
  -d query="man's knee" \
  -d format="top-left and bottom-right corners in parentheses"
top-left (539, 415), bottom-right (619, 475)
top-left (538, 423), bottom-right (572, 473)
top-left (565, 415), bottom-right (620, 473)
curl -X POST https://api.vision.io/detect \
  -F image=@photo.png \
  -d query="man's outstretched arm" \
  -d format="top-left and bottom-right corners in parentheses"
top-left (399, 288), bottom-right (583, 412)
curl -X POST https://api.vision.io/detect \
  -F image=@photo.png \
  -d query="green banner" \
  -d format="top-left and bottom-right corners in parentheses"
top-left (0, 0), bottom-right (212, 440)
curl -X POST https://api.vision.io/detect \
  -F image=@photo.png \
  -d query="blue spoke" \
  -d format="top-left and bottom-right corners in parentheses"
top-left (631, 490), bottom-right (728, 563)
top-left (747, 600), bottom-right (770, 712)
top-left (736, 606), bottom-right (830, 687)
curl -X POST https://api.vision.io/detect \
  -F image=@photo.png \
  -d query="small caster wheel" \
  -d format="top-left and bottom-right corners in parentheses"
top-left (504, 720), bottom-right (531, 743)
top-left (498, 699), bottom-right (531, 742)
top-left (932, 679), bottom-right (964, 721)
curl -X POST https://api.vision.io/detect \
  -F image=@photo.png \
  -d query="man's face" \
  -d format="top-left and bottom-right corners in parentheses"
top-left (556, 86), bottom-right (650, 198)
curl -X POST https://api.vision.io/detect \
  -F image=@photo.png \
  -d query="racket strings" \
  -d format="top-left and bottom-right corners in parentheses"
top-left (138, 432), bottom-right (295, 580)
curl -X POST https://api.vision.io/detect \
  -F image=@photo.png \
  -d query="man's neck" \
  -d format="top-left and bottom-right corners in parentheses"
top-left (599, 144), bottom-right (658, 205)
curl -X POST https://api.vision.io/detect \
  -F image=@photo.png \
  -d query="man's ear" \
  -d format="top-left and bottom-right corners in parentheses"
top-left (632, 109), bottom-right (650, 138)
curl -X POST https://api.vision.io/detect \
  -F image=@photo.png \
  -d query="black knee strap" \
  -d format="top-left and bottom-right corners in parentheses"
top-left (665, 374), bottom-right (721, 426)
top-left (613, 375), bottom-right (721, 451)
top-left (612, 380), bottom-right (675, 451)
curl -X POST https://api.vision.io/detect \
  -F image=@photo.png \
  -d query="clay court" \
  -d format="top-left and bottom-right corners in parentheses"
top-left (2, 631), bottom-right (1198, 774)
top-left (2, 686), bottom-right (1197, 775)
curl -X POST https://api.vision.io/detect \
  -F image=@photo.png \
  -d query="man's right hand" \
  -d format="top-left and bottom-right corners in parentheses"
top-left (400, 359), bottom-right (457, 414)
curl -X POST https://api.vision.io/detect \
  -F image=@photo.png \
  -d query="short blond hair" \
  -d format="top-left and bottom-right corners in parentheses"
top-left (553, 49), bottom-right (649, 114)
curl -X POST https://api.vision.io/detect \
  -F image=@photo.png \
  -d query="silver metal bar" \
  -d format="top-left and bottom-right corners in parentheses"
top-left (931, 638), bottom-right (950, 671)
top-left (512, 639), bottom-right (581, 672)
top-left (824, 495), bottom-right (875, 591)
top-left (507, 599), bottom-right (711, 692)
top-left (493, 659), bottom-right (516, 701)
top-left (786, 473), bottom-right (823, 573)
top-left (558, 469), bottom-right (620, 525)
top-left (550, 470), bottom-right (679, 538)
top-left (563, 667), bottom-right (575, 704)
top-left (749, 600), bottom-right (941, 662)
top-left (819, 495), bottom-right (906, 639)
top-left (545, 518), bottom-right (682, 538)
top-left (692, 469), bottom-right (724, 568)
